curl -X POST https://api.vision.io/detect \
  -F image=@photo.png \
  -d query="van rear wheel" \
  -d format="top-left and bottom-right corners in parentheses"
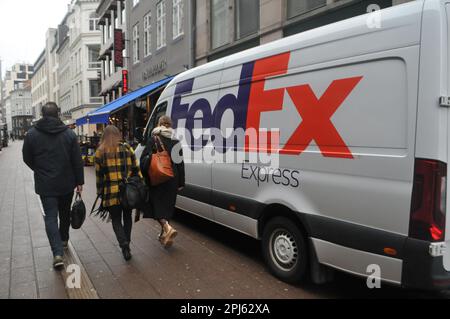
top-left (262, 216), bottom-right (308, 283)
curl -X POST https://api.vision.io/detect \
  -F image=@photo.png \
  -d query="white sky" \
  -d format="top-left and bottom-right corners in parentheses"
top-left (0, 0), bottom-right (72, 77)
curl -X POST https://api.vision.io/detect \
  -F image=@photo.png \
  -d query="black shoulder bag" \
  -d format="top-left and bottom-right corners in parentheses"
top-left (118, 144), bottom-right (148, 210)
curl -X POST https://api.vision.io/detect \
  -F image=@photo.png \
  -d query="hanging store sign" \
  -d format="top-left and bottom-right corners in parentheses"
top-left (114, 29), bottom-right (124, 67)
top-left (122, 70), bottom-right (128, 94)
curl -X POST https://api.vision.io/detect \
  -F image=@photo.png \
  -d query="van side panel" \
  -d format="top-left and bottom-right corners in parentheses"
top-left (158, 1), bottom-right (427, 285)
top-left (211, 2), bottom-right (422, 235)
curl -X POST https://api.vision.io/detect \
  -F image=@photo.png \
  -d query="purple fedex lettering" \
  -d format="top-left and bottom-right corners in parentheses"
top-left (171, 62), bottom-right (255, 152)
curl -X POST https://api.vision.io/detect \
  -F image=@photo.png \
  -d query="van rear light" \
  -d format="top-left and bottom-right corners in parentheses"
top-left (409, 159), bottom-right (447, 242)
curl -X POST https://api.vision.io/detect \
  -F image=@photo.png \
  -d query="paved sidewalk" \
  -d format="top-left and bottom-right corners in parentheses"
top-left (71, 158), bottom-right (325, 299)
top-left (0, 141), bottom-right (322, 299)
top-left (0, 141), bottom-right (68, 299)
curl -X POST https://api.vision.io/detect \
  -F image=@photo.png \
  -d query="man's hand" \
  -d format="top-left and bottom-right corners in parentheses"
top-left (178, 187), bottom-right (184, 191)
top-left (76, 185), bottom-right (83, 194)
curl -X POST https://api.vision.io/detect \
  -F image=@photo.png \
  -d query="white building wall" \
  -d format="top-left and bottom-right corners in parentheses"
top-left (31, 60), bottom-right (49, 118)
top-left (4, 98), bottom-right (11, 134)
top-left (11, 90), bottom-right (32, 117)
top-left (67, 0), bottom-right (102, 135)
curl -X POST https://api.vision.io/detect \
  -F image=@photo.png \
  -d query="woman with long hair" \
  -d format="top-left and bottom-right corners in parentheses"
top-left (95, 125), bottom-right (142, 260)
top-left (140, 116), bottom-right (185, 248)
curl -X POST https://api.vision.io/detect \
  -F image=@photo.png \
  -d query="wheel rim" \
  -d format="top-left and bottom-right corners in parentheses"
top-left (269, 228), bottom-right (299, 271)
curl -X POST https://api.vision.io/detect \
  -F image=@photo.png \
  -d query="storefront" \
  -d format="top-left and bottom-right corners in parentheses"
top-left (76, 76), bottom-right (173, 146)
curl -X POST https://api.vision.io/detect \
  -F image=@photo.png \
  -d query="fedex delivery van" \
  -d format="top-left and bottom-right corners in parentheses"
top-left (136, 0), bottom-right (450, 289)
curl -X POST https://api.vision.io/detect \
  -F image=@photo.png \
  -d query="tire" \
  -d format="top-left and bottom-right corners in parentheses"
top-left (262, 216), bottom-right (308, 284)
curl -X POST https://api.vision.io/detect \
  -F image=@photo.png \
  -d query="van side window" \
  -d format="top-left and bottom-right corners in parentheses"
top-left (145, 101), bottom-right (168, 141)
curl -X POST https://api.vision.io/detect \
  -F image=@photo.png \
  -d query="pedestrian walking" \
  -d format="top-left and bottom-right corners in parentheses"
top-left (94, 125), bottom-right (142, 261)
top-left (140, 116), bottom-right (185, 248)
top-left (22, 102), bottom-right (84, 269)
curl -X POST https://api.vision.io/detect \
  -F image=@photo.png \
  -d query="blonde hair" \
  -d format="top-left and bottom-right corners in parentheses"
top-left (158, 115), bottom-right (172, 128)
top-left (98, 125), bottom-right (122, 153)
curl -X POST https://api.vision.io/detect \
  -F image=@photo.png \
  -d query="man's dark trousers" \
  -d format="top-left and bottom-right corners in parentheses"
top-left (40, 193), bottom-right (73, 257)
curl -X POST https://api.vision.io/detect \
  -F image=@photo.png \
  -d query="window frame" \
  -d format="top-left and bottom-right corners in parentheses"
top-left (235, 0), bottom-right (260, 40)
top-left (210, 0), bottom-right (229, 50)
top-left (172, 0), bottom-right (184, 40)
top-left (156, 0), bottom-right (167, 50)
top-left (132, 23), bottom-right (140, 64)
top-left (144, 11), bottom-right (152, 58)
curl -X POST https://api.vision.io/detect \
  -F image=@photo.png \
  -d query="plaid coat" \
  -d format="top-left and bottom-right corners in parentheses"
top-left (95, 143), bottom-right (142, 208)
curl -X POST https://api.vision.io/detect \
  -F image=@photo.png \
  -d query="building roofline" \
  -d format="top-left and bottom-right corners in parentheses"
top-left (32, 50), bottom-right (46, 71)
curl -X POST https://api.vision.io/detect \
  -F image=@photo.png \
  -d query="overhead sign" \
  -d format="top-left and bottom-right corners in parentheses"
top-left (114, 29), bottom-right (124, 67)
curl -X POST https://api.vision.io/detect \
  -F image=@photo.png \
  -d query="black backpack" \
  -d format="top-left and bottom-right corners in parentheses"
top-left (71, 193), bottom-right (86, 229)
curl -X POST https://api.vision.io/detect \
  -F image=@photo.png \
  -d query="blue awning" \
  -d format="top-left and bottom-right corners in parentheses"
top-left (79, 76), bottom-right (174, 125)
top-left (76, 116), bottom-right (88, 126)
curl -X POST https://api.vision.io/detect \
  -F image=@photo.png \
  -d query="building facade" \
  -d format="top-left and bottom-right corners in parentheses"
top-left (0, 59), bottom-right (4, 128)
top-left (9, 87), bottom-right (33, 139)
top-left (31, 50), bottom-right (49, 119)
top-left (65, 0), bottom-right (103, 135)
top-left (127, 0), bottom-right (192, 90)
top-left (57, 18), bottom-right (73, 120)
top-left (194, 0), bottom-right (413, 66)
top-left (97, 0), bottom-right (127, 104)
top-left (31, 28), bottom-right (60, 120)
top-left (2, 63), bottom-right (33, 133)
top-left (122, 0), bottom-right (193, 136)
top-left (3, 63), bottom-right (34, 98)
top-left (3, 96), bottom-right (11, 136)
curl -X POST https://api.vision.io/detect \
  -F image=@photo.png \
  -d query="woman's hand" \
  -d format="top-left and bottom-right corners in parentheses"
top-left (178, 187), bottom-right (184, 191)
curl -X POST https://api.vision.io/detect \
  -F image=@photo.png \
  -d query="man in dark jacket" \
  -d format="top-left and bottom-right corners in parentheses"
top-left (22, 102), bottom-right (84, 269)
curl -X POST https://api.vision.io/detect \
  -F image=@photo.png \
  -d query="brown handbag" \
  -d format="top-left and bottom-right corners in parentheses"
top-left (148, 135), bottom-right (174, 186)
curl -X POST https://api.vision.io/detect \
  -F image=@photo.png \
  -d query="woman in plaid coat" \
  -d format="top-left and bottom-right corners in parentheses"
top-left (95, 125), bottom-right (142, 261)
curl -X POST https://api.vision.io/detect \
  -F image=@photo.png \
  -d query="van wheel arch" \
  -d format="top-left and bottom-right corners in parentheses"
top-left (258, 204), bottom-right (310, 239)
top-left (258, 204), bottom-right (312, 283)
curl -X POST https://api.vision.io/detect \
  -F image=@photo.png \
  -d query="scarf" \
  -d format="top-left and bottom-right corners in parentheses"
top-left (152, 126), bottom-right (173, 139)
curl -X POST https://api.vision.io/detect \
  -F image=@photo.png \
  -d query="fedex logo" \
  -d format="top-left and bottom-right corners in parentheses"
top-left (171, 52), bottom-right (362, 159)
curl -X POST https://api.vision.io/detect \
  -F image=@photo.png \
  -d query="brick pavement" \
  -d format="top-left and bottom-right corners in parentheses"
top-left (0, 141), bottom-right (68, 299)
top-left (1, 140), bottom-right (322, 299)
top-left (2, 140), bottom-right (449, 299)
top-left (1, 140), bottom-right (446, 299)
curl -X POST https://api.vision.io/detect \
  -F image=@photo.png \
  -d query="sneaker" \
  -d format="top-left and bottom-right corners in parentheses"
top-left (161, 223), bottom-right (178, 249)
top-left (62, 241), bottom-right (69, 249)
top-left (53, 256), bottom-right (64, 269)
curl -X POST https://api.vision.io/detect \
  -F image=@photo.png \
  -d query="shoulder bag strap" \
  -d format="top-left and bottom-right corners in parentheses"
top-left (155, 135), bottom-right (166, 152)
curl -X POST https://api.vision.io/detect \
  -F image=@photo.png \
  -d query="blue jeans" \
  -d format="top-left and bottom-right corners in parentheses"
top-left (40, 193), bottom-right (73, 257)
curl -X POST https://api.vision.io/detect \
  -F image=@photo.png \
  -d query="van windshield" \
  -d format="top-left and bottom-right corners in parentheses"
top-left (144, 101), bottom-right (168, 142)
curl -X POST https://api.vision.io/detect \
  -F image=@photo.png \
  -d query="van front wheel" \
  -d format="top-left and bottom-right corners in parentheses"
top-left (262, 216), bottom-right (308, 283)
